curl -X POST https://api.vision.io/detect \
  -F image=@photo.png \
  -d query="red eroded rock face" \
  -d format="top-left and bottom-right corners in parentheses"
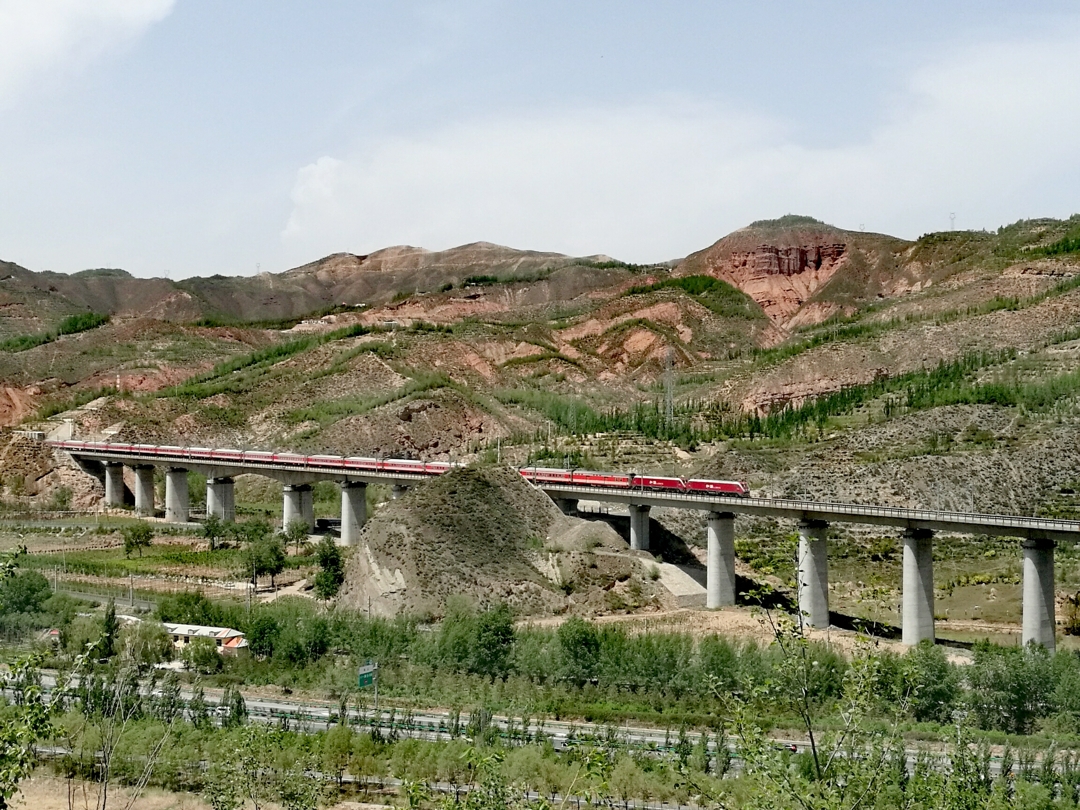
top-left (682, 233), bottom-right (850, 325)
top-left (677, 218), bottom-right (911, 329)
top-left (720, 242), bottom-right (848, 324)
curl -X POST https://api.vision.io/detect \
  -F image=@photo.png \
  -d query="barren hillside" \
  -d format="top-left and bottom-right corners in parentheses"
top-left (5, 213), bottom-right (1080, 624)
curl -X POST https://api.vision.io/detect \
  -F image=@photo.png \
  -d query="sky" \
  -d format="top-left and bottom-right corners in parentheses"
top-left (1, 2), bottom-right (1079, 279)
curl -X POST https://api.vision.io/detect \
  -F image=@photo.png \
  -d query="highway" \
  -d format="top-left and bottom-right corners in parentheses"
top-left (15, 674), bottom-right (1033, 784)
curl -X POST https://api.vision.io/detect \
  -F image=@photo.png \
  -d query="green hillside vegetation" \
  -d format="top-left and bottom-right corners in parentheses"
top-left (749, 263), bottom-right (1080, 370)
top-left (625, 275), bottom-right (766, 320)
top-left (286, 370), bottom-right (455, 428)
top-left (497, 344), bottom-right (1080, 449)
top-left (749, 214), bottom-right (828, 228)
top-left (0, 311), bottom-right (109, 352)
top-left (190, 302), bottom-right (368, 330)
top-left (165, 323), bottom-right (370, 400)
top-left (1033, 226), bottom-right (1080, 257)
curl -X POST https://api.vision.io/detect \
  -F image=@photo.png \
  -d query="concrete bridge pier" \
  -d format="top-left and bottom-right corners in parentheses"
top-left (299, 485), bottom-right (315, 531)
top-left (103, 462), bottom-right (125, 506)
top-left (554, 498), bottom-right (578, 516)
top-left (902, 528), bottom-right (935, 645)
top-left (164, 468), bottom-right (189, 523)
top-left (707, 511), bottom-right (737, 608)
top-left (133, 465), bottom-right (156, 516)
top-left (280, 488), bottom-right (311, 533)
top-left (797, 520), bottom-right (830, 628)
top-left (206, 477), bottom-right (236, 522)
top-left (629, 504), bottom-right (651, 551)
top-left (340, 482), bottom-right (367, 546)
top-left (1022, 538), bottom-right (1056, 650)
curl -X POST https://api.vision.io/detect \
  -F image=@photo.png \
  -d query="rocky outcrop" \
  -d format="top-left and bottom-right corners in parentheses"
top-left (713, 242), bottom-right (848, 325)
top-left (677, 218), bottom-right (911, 329)
top-left (0, 386), bottom-right (39, 427)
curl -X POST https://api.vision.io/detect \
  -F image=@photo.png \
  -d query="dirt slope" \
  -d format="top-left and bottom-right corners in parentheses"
top-left (337, 465), bottom-right (567, 618)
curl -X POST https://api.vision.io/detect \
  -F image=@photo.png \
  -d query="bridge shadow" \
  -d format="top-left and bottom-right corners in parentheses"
top-left (576, 510), bottom-right (791, 612)
top-left (574, 510), bottom-right (697, 564)
top-left (570, 509), bottom-right (970, 646)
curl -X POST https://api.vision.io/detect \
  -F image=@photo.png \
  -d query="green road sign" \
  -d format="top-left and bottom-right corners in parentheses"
top-left (358, 661), bottom-right (378, 688)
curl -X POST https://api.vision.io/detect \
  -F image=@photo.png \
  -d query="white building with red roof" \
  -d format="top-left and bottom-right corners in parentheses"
top-left (163, 622), bottom-right (248, 655)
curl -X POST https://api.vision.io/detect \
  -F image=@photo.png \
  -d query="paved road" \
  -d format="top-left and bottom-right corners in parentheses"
top-left (19, 675), bottom-right (1029, 782)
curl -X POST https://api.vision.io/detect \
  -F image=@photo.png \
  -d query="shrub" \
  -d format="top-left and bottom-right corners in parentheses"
top-left (0, 571), bottom-right (51, 615)
top-left (313, 537), bottom-right (345, 601)
top-left (184, 636), bottom-right (223, 674)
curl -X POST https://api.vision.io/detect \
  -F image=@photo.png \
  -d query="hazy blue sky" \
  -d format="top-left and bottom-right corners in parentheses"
top-left (1, 2), bottom-right (1078, 278)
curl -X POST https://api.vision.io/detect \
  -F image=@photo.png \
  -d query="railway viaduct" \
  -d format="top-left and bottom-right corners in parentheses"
top-left (50, 441), bottom-right (1080, 652)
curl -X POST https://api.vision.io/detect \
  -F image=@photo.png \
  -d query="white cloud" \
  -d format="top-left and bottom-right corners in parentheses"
top-left (283, 27), bottom-right (1080, 261)
top-left (0, 0), bottom-right (174, 106)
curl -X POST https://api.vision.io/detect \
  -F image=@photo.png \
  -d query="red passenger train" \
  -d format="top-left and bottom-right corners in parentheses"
top-left (517, 467), bottom-right (751, 497)
top-left (48, 442), bottom-right (750, 496)
top-left (48, 441), bottom-right (457, 476)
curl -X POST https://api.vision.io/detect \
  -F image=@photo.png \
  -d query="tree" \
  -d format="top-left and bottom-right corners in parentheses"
top-left (228, 724), bottom-right (278, 810)
top-left (278, 756), bottom-right (322, 810)
top-left (221, 684), bottom-right (247, 728)
top-left (202, 513), bottom-right (226, 552)
top-left (320, 724), bottom-right (354, 789)
top-left (313, 536), bottom-right (345, 600)
top-left (0, 570), bottom-right (50, 615)
top-left (247, 613), bottom-right (280, 658)
top-left (65, 660), bottom-right (177, 810)
top-left (470, 604), bottom-right (515, 682)
top-left (184, 636), bottom-right (222, 674)
top-left (120, 620), bottom-right (172, 670)
top-left (282, 519), bottom-right (310, 556)
top-left (153, 671), bottom-right (184, 724)
top-left (232, 518), bottom-right (272, 546)
top-left (434, 598), bottom-right (476, 672)
top-left (157, 590), bottom-right (220, 626)
top-left (121, 521), bottom-right (153, 558)
top-left (189, 684), bottom-right (211, 729)
top-left (556, 616), bottom-right (600, 685)
top-left (0, 656), bottom-right (55, 809)
top-left (610, 756), bottom-right (646, 810)
top-left (98, 598), bottom-right (119, 661)
top-left (303, 616), bottom-right (330, 660)
top-left (246, 536), bottom-right (287, 590)
top-left (903, 639), bottom-right (960, 723)
top-left (965, 642), bottom-right (1053, 734)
